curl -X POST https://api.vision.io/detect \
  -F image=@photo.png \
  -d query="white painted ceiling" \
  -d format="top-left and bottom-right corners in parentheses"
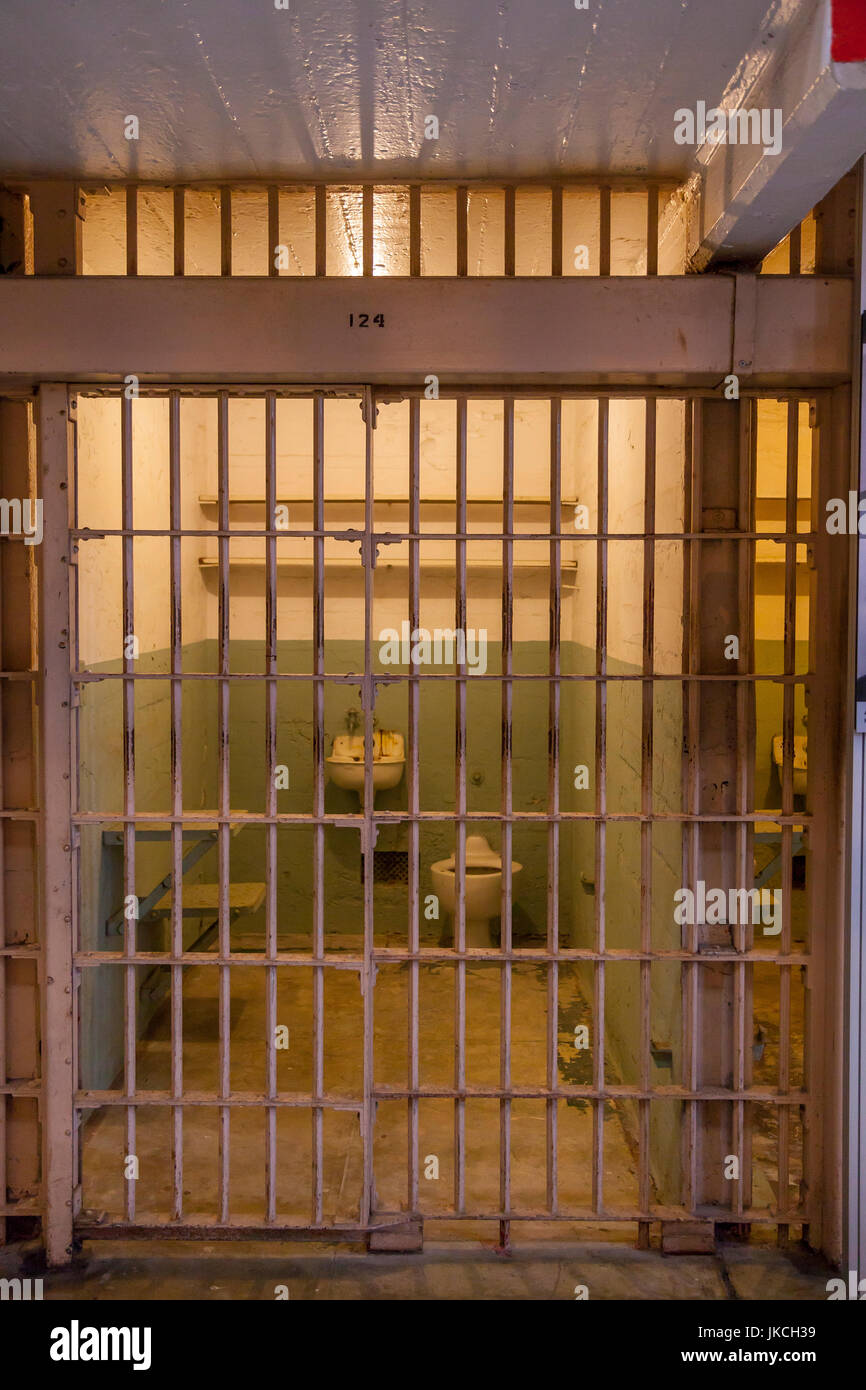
top-left (0, 0), bottom-right (787, 183)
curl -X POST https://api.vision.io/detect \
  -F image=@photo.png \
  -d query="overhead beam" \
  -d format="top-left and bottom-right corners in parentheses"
top-left (692, 0), bottom-right (866, 269)
top-left (0, 274), bottom-right (852, 389)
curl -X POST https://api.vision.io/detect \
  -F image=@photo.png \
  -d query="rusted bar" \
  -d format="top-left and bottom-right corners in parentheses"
top-left (454, 396), bottom-right (468, 1213)
top-left (638, 398), bottom-right (656, 1239)
top-left (268, 186), bottom-right (279, 279)
top-left (546, 397), bottom-right (562, 1214)
top-left (789, 223), bottom-right (802, 277)
top-left (646, 185), bottom-right (659, 277)
top-left (315, 187), bottom-right (326, 277)
top-left (408, 396), bottom-right (421, 1211)
top-left (37, 385), bottom-right (75, 1265)
top-left (121, 391), bottom-right (136, 1223)
top-left (217, 390), bottom-right (231, 1222)
top-left (173, 188), bottom-right (185, 276)
top-left (125, 186), bottom-right (138, 278)
top-left (504, 187), bottom-right (516, 277)
top-left (684, 400), bottom-right (701, 1213)
top-left (500, 397), bottom-right (514, 1237)
top-left (733, 397), bottom-right (756, 1219)
top-left (363, 185), bottom-right (374, 277)
top-left (265, 390), bottom-right (278, 1222)
top-left (456, 187), bottom-right (468, 278)
top-left (778, 398), bottom-right (799, 1222)
top-left (312, 392), bottom-right (325, 1224)
top-left (361, 386), bottom-right (375, 1224)
top-left (551, 186), bottom-right (563, 278)
top-left (169, 390), bottom-right (184, 1220)
top-left (593, 397), bottom-right (609, 1213)
top-left (409, 185), bottom-right (421, 278)
top-left (599, 186), bottom-right (611, 277)
top-left (220, 187), bottom-right (232, 277)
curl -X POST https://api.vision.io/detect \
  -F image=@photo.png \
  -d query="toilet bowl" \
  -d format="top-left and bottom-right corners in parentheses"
top-left (771, 734), bottom-right (807, 796)
top-left (430, 834), bottom-right (522, 948)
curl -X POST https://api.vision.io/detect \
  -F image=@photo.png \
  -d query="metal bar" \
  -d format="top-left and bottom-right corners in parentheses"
top-left (120, 390), bottom-right (136, 1224)
top-left (312, 392), bottom-right (325, 1224)
top-left (217, 391), bottom-right (231, 1221)
top-left (125, 186), bottom-right (138, 278)
top-left (778, 398), bottom-right (799, 1223)
top-left (456, 187), bottom-right (468, 278)
top-left (646, 185), bottom-right (659, 277)
top-left (173, 188), bottom-right (185, 277)
top-left (268, 187), bottom-right (279, 279)
top-left (265, 390), bottom-right (278, 1223)
top-left (408, 396), bottom-right (421, 1211)
top-left (362, 386), bottom-right (375, 1225)
top-left (74, 1083), bottom-right (809, 1105)
top-left (315, 187), bottom-right (326, 277)
top-left (220, 187), bottom-right (232, 277)
top-left (504, 187), bottom-right (516, 277)
top-left (593, 397), bottom-right (609, 1214)
top-left (599, 187), bottom-right (611, 277)
top-left (500, 397), bottom-right (514, 1241)
top-left (684, 399), bottom-right (701, 1214)
top-left (363, 185), bottom-right (374, 277)
top-left (551, 186), bottom-right (563, 278)
top-left (638, 397), bottom-right (656, 1239)
top-left (546, 397), bottom-right (562, 1214)
top-left (169, 390), bottom-right (184, 1221)
top-left (454, 396), bottom-right (467, 1213)
top-left (38, 384), bottom-right (75, 1265)
top-left (409, 185), bottom-right (421, 278)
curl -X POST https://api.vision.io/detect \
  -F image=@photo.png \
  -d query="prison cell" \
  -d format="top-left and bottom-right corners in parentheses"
top-left (52, 380), bottom-right (817, 1246)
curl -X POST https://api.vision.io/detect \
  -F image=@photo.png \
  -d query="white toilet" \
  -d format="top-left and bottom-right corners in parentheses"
top-left (430, 834), bottom-right (522, 947)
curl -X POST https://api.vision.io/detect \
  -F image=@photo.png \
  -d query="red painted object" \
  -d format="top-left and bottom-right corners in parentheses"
top-left (832, 0), bottom-right (866, 63)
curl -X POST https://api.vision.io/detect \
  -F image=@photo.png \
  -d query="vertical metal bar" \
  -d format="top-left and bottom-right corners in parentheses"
top-left (169, 390), bottom-right (184, 1222)
top-left (639, 398), bottom-right (656, 1241)
top-left (734, 397), bottom-right (755, 1221)
top-left (408, 396), bottom-right (421, 1211)
top-left (217, 391), bottom-right (231, 1222)
top-left (593, 397), bottom-right (609, 1213)
top-left (363, 185), bottom-right (374, 277)
top-left (684, 399), bottom-right (701, 1214)
top-left (789, 223), bottom-right (802, 276)
top-left (456, 186), bottom-right (468, 278)
top-left (121, 390), bottom-right (136, 1224)
top-left (500, 397), bottom-right (514, 1244)
top-left (38, 384), bottom-right (75, 1265)
top-left (265, 391), bottom-right (278, 1223)
top-left (504, 186), bottom-right (516, 277)
top-left (312, 393), bottom-right (325, 1224)
top-left (268, 186), bottom-right (280, 279)
top-left (599, 186), bottom-right (611, 277)
top-left (409, 186), bottom-right (421, 278)
top-left (454, 397), bottom-right (467, 1214)
top-left (778, 398), bottom-right (799, 1228)
top-left (125, 186), bottom-right (138, 278)
top-left (220, 187), bottom-right (232, 277)
top-left (646, 185), bottom-right (659, 277)
top-left (315, 186), bottom-right (327, 277)
top-left (546, 396), bottom-right (562, 1214)
top-left (361, 387), bottom-right (376, 1224)
top-left (173, 188), bottom-right (185, 277)
top-left (551, 186), bottom-right (563, 278)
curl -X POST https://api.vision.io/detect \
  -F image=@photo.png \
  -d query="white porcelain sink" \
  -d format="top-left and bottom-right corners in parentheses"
top-left (326, 731), bottom-right (405, 806)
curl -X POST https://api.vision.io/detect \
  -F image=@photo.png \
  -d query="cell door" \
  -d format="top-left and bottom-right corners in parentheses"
top-left (68, 383), bottom-right (819, 1249)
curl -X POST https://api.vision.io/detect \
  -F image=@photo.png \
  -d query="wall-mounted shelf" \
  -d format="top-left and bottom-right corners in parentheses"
top-left (198, 556), bottom-right (578, 575)
top-left (198, 495), bottom-right (581, 507)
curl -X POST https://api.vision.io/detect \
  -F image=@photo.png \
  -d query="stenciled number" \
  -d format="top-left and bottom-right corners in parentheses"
top-left (348, 313), bottom-right (385, 327)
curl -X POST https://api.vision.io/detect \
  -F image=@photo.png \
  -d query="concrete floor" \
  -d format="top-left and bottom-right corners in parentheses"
top-left (0, 1236), bottom-right (835, 1300)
